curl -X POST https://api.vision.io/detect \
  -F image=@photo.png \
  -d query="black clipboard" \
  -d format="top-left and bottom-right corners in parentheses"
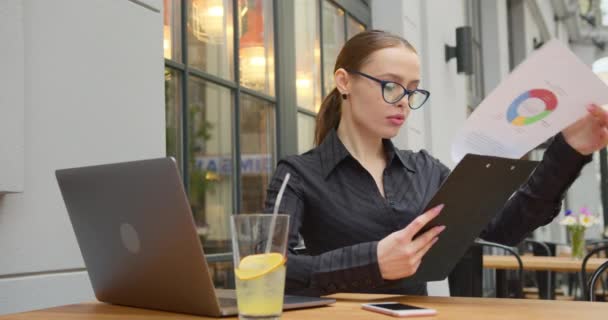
top-left (407, 153), bottom-right (539, 283)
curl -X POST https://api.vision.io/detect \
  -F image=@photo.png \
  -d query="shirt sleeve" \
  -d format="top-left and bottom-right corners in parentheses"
top-left (479, 133), bottom-right (592, 245)
top-left (264, 159), bottom-right (387, 296)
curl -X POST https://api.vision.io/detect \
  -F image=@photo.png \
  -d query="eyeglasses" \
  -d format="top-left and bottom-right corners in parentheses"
top-left (346, 69), bottom-right (430, 109)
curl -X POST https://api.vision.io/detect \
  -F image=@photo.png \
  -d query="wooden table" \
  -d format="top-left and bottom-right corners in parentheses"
top-left (2, 294), bottom-right (607, 320)
top-left (484, 255), bottom-right (608, 272)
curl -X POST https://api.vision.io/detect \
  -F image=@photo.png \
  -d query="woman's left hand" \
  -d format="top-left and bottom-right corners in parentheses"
top-left (562, 104), bottom-right (608, 155)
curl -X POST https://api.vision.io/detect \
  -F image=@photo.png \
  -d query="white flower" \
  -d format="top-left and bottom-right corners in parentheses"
top-left (559, 216), bottom-right (577, 226)
top-left (579, 215), bottom-right (596, 228)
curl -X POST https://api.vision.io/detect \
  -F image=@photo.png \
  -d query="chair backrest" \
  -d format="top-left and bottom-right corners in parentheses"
top-left (521, 239), bottom-right (553, 300)
top-left (475, 239), bottom-right (524, 298)
top-left (588, 260), bottom-right (608, 302)
top-left (582, 244), bottom-right (608, 300)
top-left (448, 243), bottom-right (483, 297)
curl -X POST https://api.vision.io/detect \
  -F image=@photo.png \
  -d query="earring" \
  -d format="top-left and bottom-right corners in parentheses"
top-left (341, 93), bottom-right (348, 100)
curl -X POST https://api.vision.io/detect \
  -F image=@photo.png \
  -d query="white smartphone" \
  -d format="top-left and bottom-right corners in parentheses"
top-left (361, 302), bottom-right (437, 317)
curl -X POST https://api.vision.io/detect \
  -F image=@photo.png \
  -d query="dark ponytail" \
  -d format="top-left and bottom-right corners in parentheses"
top-left (314, 88), bottom-right (342, 146)
top-left (313, 30), bottom-right (417, 146)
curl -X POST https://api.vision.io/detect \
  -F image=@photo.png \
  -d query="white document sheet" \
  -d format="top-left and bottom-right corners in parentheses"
top-left (452, 39), bottom-right (608, 163)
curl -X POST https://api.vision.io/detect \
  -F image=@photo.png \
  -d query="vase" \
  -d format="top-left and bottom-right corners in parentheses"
top-left (568, 225), bottom-right (586, 260)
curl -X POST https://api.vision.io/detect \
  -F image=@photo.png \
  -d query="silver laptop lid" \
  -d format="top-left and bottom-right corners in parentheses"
top-left (56, 157), bottom-right (223, 317)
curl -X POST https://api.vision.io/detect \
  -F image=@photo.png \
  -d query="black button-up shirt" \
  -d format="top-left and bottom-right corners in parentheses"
top-left (264, 129), bottom-right (591, 296)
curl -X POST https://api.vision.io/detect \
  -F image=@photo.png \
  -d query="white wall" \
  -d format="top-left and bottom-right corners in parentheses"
top-left (502, 0), bottom-right (603, 243)
top-left (0, 0), bottom-right (164, 315)
top-left (423, 0), bottom-right (467, 167)
top-left (480, 0), bottom-right (510, 94)
top-left (0, 0), bottom-right (24, 193)
top-left (370, 0), bottom-right (429, 152)
top-left (372, 0), bottom-right (469, 297)
top-left (372, 0), bottom-right (467, 168)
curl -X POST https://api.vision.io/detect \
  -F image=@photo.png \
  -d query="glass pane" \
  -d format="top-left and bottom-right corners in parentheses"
top-left (240, 94), bottom-right (276, 213)
top-left (187, 0), bottom-right (234, 80)
top-left (322, 1), bottom-right (346, 96)
top-left (208, 260), bottom-right (235, 289)
top-left (297, 113), bottom-right (316, 154)
top-left (295, 0), bottom-right (322, 113)
top-left (163, 0), bottom-right (182, 61)
top-left (165, 68), bottom-right (182, 166)
top-left (188, 77), bottom-right (234, 254)
top-left (239, 0), bottom-right (275, 96)
top-left (346, 15), bottom-right (365, 40)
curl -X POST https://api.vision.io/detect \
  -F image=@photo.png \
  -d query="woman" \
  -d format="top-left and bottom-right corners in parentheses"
top-left (264, 30), bottom-right (608, 296)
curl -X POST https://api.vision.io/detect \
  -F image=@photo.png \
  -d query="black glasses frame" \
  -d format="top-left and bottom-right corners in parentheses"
top-left (345, 69), bottom-right (430, 109)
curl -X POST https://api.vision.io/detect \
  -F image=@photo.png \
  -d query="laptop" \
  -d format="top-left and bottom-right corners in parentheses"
top-left (408, 153), bottom-right (540, 283)
top-left (55, 157), bottom-right (335, 317)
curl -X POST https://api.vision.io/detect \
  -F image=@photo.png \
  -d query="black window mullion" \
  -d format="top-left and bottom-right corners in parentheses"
top-left (165, 59), bottom-right (186, 70)
top-left (188, 68), bottom-right (238, 90)
top-left (233, 0), bottom-right (242, 215)
top-left (343, 6), bottom-right (348, 42)
top-left (180, 0), bottom-right (189, 189)
top-left (297, 108), bottom-right (317, 118)
top-left (240, 87), bottom-right (277, 104)
top-left (319, 0), bottom-right (326, 98)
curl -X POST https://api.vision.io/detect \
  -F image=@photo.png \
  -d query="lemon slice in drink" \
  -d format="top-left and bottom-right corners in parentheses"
top-left (235, 253), bottom-right (286, 280)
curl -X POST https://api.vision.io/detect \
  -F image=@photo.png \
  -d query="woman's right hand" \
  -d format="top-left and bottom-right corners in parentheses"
top-left (376, 204), bottom-right (446, 280)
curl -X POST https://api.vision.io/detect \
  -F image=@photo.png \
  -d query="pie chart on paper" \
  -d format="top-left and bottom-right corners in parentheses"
top-left (506, 89), bottom-right (558, 126)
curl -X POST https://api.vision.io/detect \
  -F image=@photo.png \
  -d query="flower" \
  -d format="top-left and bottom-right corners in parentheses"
top-left (559, 216), bottom-right (577, 226)
top-left (559, 206), bottom-right (598, 228)
top-left (579, 215), bottom-right (596, 228)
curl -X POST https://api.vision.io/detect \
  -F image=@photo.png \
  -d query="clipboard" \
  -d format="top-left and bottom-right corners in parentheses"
top-left (407, 153), bottom-right (539, 283)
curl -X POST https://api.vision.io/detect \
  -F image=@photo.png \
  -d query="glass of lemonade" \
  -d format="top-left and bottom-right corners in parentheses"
top-left (231, 214), bottom-right (289, 320)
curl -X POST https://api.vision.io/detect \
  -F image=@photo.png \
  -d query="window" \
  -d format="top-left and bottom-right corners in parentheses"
top-left (346, 15), bottom-right (365, 40)
top-left (164, 0), bottom-right (370, 289)
top-left (163, 0), bottom-right (182, 61)
top-left (165, 68), bottom-right (182, 169)
top-left (188, 78), bottom-right (234, 254)
top-left (295, 0), bottom-right (368, 152)
top-left (239, 94), bottom-right (276, 213)
top-left (294, 0), bottom-right (322, 113)
top-left (164, 0), bottom-right (277, 288)
top-left (238, 0), bottom-right (275, 95)
top-left (297, 113), bottom-right (316, 154)
top-left (187, 0), bottom-right (234, 80)
top-left (321, 1), bottom-right (346, 97)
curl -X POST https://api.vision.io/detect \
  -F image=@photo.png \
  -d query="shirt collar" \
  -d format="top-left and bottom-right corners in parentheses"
top-left (318, 129), bottom-right (416, 179)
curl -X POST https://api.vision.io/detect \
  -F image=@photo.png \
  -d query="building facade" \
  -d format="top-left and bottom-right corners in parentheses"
top-left (1, 0), bottom-right (607, 314)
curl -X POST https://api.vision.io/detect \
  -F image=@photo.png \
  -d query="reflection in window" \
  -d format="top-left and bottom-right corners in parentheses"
top-left (240, 94), bottom-right (275, 213)
top-left (295, 0), bottom-right (322, 113)
top-left (188, 77), bottom-right (234, 254)
top-left (239, 0), bottom-right (275, 96)
top-left (165, 68), bottom-right (182, 166)
top-left (322, 1), bottom-right (346, 96)
top-left (187, 0), bottom-right (234, 80)
top-left (163, 0), bottom-right (182, 61)
top-left (298, 113), bottom-right (316, 154)
top-left (346, 15), bottom-right (365, 40)
top-left (207, 260), bottom-right (235, 289)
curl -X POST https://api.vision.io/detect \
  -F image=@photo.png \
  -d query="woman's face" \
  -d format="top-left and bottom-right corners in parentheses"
top-left (337, 45), bottom-right (421, 139)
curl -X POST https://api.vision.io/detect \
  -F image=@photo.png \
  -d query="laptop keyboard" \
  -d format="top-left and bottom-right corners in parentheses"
top-left (218, 297), bottom-right (237, 307)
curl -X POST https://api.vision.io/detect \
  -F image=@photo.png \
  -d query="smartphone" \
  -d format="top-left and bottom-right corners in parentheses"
top-left (361, 302), bottom-right (437, 317)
